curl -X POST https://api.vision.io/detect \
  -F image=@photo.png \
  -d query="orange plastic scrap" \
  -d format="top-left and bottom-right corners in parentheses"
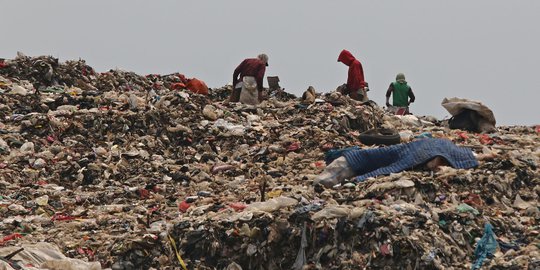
top-left (478, 134), bottom-right (493, 145)
top-left (186, 78), bottom-right (209, 95)
top-left (0, 233), bottom-right (23, 245)
top-left (456, 131), bottom-right (469, 141)
top-left (171, 82), bottom-right (186, 90)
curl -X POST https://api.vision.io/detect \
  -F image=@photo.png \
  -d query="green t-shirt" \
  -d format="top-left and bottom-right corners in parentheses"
top-left (392, 82), bottom-right (410, 107)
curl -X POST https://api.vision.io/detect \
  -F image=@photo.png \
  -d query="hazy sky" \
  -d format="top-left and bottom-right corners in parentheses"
top-left (2, 1), bottom-right (539, 125)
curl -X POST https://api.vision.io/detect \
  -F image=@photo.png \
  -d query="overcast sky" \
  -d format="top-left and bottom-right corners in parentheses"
top-left (1, 1), bottom-right (539, 125)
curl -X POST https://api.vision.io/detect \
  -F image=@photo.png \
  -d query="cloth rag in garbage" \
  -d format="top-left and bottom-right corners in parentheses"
top-left (343, 138), bottom-right (478, 182)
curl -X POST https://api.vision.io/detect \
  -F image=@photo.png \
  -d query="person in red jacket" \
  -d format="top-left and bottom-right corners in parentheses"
top-left (337, 49), bottom-right (368, 101)
top-left (230, 54), bottom-right (268, 103)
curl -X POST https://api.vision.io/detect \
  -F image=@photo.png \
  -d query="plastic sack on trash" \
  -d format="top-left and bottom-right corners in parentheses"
top-left (213, 119), bottom-right (245, 136)
top-left (245, 196), bottom-right (298, 212)
top-left (472, 223), bottom-right (498, 269)
top-left (441, 97), bottom-right (496, 133)
top-left (239, 76), bottom-right (259, 105)
top-left (186, 78), bottom-right (209, 95)
top-left (313, 157), bottom-right (356, 188)
top-left (0, 242), bottom-right (101, 270)
top-left (312, 205), bottom-right (351, 221)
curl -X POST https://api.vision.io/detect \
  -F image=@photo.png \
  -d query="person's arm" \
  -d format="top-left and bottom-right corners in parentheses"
top-left (232, 60), bottom-right (245, 87)
top-left (385, 83), bottom-right (393, 106)
top-left (408, 87), bottom-right (416, 104)
top-left (256, 65), bottom-right (266, 91)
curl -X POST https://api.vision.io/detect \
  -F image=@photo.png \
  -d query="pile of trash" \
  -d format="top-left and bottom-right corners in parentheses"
top-left (0, 52), bottom-right (208, 96)
top-left (0, 54), bottom-right (538, 269)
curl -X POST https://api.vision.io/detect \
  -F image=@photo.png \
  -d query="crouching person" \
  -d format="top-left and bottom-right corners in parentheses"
top-left (230, 53), bottom-right (268, 105)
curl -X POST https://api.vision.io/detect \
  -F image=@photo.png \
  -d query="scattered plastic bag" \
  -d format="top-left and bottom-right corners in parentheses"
top-left (472, 223), bottom-right (498, 269)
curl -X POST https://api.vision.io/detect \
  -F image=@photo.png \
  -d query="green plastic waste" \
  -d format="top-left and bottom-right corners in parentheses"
top-left (456, 203), bottom-right (480, 215)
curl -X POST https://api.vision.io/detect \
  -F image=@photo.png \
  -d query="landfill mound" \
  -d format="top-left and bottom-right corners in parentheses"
top-left (0, 54), bottom-right (539, 270)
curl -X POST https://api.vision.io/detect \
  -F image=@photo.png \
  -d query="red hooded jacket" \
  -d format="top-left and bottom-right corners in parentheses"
top-left (338, 49), bottom-right (365, 91)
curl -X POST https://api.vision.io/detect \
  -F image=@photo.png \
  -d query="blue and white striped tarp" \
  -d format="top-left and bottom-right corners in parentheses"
top-left (343, 138), bottom-right (478, 182)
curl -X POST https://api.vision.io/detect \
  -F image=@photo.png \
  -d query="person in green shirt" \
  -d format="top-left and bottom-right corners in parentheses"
top-left (386, 73), bottom-right (415, 113)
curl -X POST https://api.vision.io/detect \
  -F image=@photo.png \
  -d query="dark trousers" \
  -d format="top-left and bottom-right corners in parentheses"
top-left (229, 87), bottom-right (242, 102)
top-left (229, 87), bottom-right (263, 102)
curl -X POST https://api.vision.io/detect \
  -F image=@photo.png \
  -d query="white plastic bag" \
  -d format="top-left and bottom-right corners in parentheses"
top-left (313, 157), bottom-right (356, 187)
top-left (0, 242), bottom-right (102, 270)
top-left (239, 76), bottom-right (259, 105)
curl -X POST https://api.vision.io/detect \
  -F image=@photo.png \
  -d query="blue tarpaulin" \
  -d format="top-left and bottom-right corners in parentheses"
top-left (342, 138), bottom-right (478, 182)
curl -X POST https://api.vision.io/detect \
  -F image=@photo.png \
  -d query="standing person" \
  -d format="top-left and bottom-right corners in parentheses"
top-left (386, 73), bottom-right (415, 114)
top-left (230, 54), bottom-right (268, 104)
top-left (337, 49), bottom-right (368, 101)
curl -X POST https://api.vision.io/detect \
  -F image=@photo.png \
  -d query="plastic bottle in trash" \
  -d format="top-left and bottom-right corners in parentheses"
top-left (35, 195), bottom-right (49, 206)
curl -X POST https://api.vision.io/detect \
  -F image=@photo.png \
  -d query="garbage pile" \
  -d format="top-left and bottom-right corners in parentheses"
top-left (0, 52), bottom-right (207, 96)
top-left (0, 54), bottom-right (538, 269)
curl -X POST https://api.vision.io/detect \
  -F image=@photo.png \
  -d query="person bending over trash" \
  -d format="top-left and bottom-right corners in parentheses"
top-left (230, 54), bottom-right (268, 105)
top-left (314, 138), bottom-right (494, 188)
top-left (386, 73), bottom-right (415, 114)
top-left (337, 49), bottom-right (369, 102)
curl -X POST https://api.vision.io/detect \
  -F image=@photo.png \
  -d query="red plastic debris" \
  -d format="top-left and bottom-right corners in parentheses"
top-left (287, 142), bottom-right (301, 152)
top-left (177, 74), bottom-right (188, 84)
top-left (51, 213), bottom-right (76, 221)
top-left (229, 202), bottom-right (247, 212)
top-left (457, 131), bottom-right (469, 141)
top-left (321, 143), bottom-right (334, 151)
top-left (37, 180), bottom-right (48, 185)
top-left (478, 134), bottom-right (493, 145)
top-left (77, 247), bottom-right (95, 260)
top-left (171, 82), bottom-right (186, 90)
top-left (464, 194), bottom-right (483, 207)
top-left (212, 164), bottom-right (235, 174)
top-left (178, 201), bottom-right (191, 213)
top-left (313, 161), bottom-right (325, 168)
top-left (138, 188), bottom-right (150, 199)
top-left (380, 243), bottom-right (392, 256)
top-left (0, 233), bottom-right (23, 245)
top-left (323, 103), bottom-right (334, 112)
top-left (148, 205), bottom-right (160, 214)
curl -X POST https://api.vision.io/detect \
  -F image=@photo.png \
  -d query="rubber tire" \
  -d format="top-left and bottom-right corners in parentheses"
top-left (359, 128), bottom-right (401, 146)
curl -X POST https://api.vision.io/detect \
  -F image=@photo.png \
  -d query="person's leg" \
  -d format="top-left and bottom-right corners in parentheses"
top-left (258, 89), bottom-right (264, 102)
top-left (229, 87), bottom-right (241, 102)
top-left (349, 89), bottom-right (360, 101)
top-left (313, 157), bottom-right (356, 187)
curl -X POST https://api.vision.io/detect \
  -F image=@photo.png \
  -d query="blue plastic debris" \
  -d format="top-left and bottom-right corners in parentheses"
top-left (472, 223), bottom-right (498, 269)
